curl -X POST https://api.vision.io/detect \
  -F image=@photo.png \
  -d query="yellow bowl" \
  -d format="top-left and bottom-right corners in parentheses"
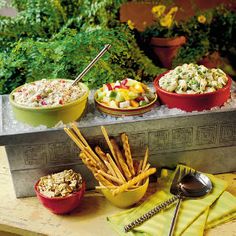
top-left (100, 178), bottom-right (149, 208)
top-left (9, 80), bottom-right (89, 127)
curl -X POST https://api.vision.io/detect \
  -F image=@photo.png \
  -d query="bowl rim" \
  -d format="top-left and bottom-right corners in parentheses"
top-left (34, 180), bottom-right (85, 200)
top-left (154, 71), bottom-right (232, 97)
top-left (94, 92), bottom-right (158, 112)
top-left (100, 177), bottom-right (149, 193)
top-left (9, 79), bottom-right (89, 111)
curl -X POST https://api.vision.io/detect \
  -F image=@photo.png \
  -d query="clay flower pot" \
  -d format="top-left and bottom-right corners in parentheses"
top-left (150, 36), bottom-right (186, 69)
top-left (198, 51), bottom-right (221, 69)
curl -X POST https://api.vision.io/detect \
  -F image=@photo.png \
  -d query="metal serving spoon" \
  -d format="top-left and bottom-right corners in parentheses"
top-left (72, 44), bottom-right (111, 86)
top-left (124, 171), bottom-right (212, 233)
top-left (168, 172), bottom-right (212, 236)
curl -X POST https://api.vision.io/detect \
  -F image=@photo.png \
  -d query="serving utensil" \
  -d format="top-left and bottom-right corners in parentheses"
top-left (124, 170), bottom-right (212, 233)
top-left (168, 172), bottom-right (212, 236)
top-left (72, 44), bottom-right (111, 86)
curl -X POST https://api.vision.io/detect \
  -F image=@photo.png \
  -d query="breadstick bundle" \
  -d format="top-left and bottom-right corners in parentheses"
top-left (64, 123), bottom-right (156, 196)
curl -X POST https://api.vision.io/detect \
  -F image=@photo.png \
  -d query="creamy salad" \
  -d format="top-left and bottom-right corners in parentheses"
top-left (12, 79), bottom-right (86, 107)
top-left (159, 64), bottom-right (228, 94)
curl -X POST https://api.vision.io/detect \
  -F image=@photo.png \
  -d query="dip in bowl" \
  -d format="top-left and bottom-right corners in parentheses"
top-left (10, 79), bottom-right (89, 127)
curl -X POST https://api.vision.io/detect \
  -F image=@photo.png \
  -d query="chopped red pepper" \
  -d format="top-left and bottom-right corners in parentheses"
top-left (59, 99), bottom-right (63, 105)
top-left (135, 96), bottom-right (145, 102)
top-left (106, 83), bottom-right (113, 90)
top-left (121, 78), bottom-right (128, 86)
top-left (36, 95), bottom-right (42, 100)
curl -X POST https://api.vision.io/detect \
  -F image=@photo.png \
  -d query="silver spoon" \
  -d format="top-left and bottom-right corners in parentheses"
top-left (168, 172), bottom-right (212, 236)
top-left (72, 44), bottom-right (111, 86)
top-left (124, 172), bottom-right (212, 233)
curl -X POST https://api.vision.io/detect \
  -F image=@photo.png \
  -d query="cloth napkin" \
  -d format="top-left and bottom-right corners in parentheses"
top-left (107, 165), bottom-right (236, 236)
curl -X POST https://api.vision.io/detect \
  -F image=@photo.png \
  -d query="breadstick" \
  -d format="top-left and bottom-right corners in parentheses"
top-left (104, 160), bottom-right (117, 177)
top-left (84, 147), bottom-right (107, 171)
top-left (64, 127), bottom-right (85, 150)
top-left (121, 133), bottom-right (135, 176)
top-left (101, 126), bottom-right (117, 160)
top-left (79, 152), bottom-right (97, 174)
top-left (70, 124), bottom-right (107, 171)
top-left (144, 163), bottom-right (151, 172)
top-left (110, 139), bottom-right (132, 181)
top-left (142, 147), bottom-right (149, 172)
top-left (98, 170), bottom-right (123, 185)
top-left (106, 153), bottom-right (126, 183)
top-left (95, 146), bottom-right (109, 162)
top-left (112, 168), bottom-right (156, 196)
top-left (95, 173), bottom-right (114, 187)
top-left (71, 122), bottom-right (88, 147)
top-left (137, 160), bottom-right (143, 175)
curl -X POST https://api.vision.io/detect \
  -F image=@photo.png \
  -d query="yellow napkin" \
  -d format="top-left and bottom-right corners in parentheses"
top-left (107, 165), bottom-right (236, 236)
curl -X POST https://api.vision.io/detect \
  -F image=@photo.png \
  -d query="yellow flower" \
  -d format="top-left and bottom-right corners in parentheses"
top-left (167, 6), bottom-right (178, 16)
top-left (160, 14), bottom-right (173, 28)
top-left (197, 15), bottom-right (206, 24)
top-left (127, 19), bottom-right (135, 30)
top-left (152, 5), bottom-right (166, 18)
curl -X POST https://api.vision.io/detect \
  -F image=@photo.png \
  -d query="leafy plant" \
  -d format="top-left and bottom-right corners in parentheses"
top-left (0, 0), bottom-right (164, 94)
top-left (173, 6), bottom-right (236, 67)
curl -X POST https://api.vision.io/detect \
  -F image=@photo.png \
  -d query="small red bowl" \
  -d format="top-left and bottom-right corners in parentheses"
top-left (153, 71), bottom-right (232, 112)
top-left (34, 181), bottom-right (85, 214)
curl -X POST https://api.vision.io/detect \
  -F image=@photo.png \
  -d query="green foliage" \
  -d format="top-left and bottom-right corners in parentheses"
top-left (0, 0), bottom-right (163, 95)
top-left (173, 6), bottom-right (236, 67)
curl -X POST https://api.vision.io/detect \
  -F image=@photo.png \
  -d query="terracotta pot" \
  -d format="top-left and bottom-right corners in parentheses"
top-left (150, 36), bottom-right (186, 69)
top-left (198, 51), bottom-right (221, 68)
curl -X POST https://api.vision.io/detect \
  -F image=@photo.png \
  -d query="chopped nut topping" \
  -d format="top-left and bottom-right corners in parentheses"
top-left (38, 169), bottom-right (83, 198)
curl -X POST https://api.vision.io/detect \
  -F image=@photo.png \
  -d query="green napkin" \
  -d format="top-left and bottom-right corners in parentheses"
top-left (107, 165), bottom-right (236, 236)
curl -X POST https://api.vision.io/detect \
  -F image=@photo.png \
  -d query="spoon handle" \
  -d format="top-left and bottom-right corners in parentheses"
top-left (72, 44), bottom-right (111, 86)
top-left (124, 194), bottom-right (179, 232)
top-left (168, 197), bottom-right (182, 236)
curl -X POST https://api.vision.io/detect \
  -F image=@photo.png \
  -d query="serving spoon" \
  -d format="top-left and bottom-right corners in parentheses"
top-left (168, 172), bottom-right (212, 236)
top-left (124, 171), bottom-right (212, 233)
top-left (72, 44), bottom-right (111, 86)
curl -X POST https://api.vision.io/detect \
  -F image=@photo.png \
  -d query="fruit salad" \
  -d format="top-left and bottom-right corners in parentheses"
top-left (95, 78), bottom-right (156, 109)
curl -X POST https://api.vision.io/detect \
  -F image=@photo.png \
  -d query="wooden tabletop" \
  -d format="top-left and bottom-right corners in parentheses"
top-left (0, 146), bottom-right (235, 236)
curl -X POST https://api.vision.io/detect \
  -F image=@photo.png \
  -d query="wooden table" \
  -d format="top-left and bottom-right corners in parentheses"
top-left (0, 146), bottom-right (235, 236)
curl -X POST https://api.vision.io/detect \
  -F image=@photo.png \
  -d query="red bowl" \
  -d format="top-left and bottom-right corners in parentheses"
top-left (34, 181), bottom-right (85, 214)
top-left (153, 71), bottom-right (232, 112)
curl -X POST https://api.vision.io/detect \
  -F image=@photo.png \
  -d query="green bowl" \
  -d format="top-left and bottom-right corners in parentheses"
top-left (9, 80), bottom-right (89, 127)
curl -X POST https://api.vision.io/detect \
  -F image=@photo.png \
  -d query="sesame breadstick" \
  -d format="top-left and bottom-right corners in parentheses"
top-left (142, 147), bottom-right (149, 172)
top-left (110, 139), bottom-right (132, 181)
top-left (95, 173), bottom-right (114, 187)
top-left (106, 153), bottom-right (126, 183)
top-left (121, 133), bottom-right (135, 176)
top-left (98, 170), bottom-right (123, 185)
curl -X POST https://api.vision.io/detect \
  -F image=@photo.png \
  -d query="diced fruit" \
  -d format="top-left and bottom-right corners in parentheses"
top-left (115, 93), bottom-right (125, 102)
top-left (109, 91), bottom-right (117, 99)
top-left (119, 100), bottom-right (130, 108)
top-left (135, 96), bottom-right (145, 102)
top-left (109, 100), bottom-right (118, 108)
top-left (106, 83), bottom-right (113, 91)
top-left (139, 100), bottom-right (148, 106)
top-left (130, 100), bottom-right (139, 107)
top-left (98, 78), bottom-right (155, 109)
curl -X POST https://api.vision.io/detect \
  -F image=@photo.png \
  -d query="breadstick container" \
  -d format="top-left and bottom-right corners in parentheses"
top-left (100, 178), bottom-right (149, 208)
